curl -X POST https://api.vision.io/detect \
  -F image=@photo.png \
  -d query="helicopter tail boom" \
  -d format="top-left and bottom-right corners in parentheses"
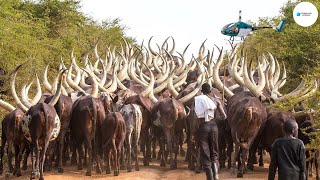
top-left (275, 19), bottom-right (286, 32)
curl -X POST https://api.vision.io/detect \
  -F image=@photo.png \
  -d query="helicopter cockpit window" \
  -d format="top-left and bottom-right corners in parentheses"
top-left (228, 25), bottom-right (239, 34)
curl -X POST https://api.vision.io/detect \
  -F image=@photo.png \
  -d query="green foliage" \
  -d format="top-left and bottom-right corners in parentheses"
top-left (240, 0), bottom-right (320, 150)
top-left (0, 0), bottom-right (135, 121)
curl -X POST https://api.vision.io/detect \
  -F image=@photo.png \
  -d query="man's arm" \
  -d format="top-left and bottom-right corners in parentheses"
top-left (298, 141), bottom-right (306, 180)
top-left (268, 141), bottom-right (278, 180)
top-left (216, 100), bottom-right (227, 120)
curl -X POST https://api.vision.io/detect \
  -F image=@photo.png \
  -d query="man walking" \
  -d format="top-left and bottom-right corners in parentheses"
top-left (268, 119), bottom-right (306, 180)
top-left (195, 83), bottom-right (227, 180)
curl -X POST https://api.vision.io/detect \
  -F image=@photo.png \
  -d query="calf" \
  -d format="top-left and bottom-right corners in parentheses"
top-left (120, 104), bottom-right (143, 172)
top-left (102, 112), bottom-right (126, 176)
top-left (0, 108), bottom-right (27, 176)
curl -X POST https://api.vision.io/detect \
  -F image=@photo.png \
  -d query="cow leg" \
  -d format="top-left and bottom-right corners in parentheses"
top-left (112, 139), bottom-right (119, 176)
top-left (32, 140), bottom-right (40, 179)
top-left (238, 147), bottom-right (248, 177)
top-left (22, 145), bottom-right (30, 171)
top-left (258, 148), bottom-right (264, 167)
top-left (159, 136), bottom-right (166, 167)
top-left (126, 131), bottom-right (133, 172)
top-left (315, 151), bottom-right (319, 180)
top-left (0, 131), bottom-right (6, 174)
top-left (120, 145), bottom-right (126, 170)
top-left (39, 137), bottom-right (50, 180)
top-left (141, 129), bottom-right (150, 166)
top-left (70, 141), bottom-right (77, 166)
top-left (179, 132), bottom-right (185, 157)
top-left (83, 145), bottom-right (88, 167)
top-left (105, 149), bottom-right (111, 174)
top-left (58, 130), bottom-right (67, 173)
top-left (16, 142), bottom-right (26, 177)
top-left (84, 139), bottom-right (92, 176)
top-left (7, 140), bottom-right (14, 173)
top-left (135, 130), bottom-right (140, 171)
top-left (232, 144), bottom-right (240, 175)
top-left (76, 143), bottom-right (84, 170)
top-left (14, 145), bottom-right (20, 175)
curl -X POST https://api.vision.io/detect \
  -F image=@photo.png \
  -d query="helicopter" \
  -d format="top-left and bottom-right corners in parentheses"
top-left (221, 10), bottom-right (286, 44)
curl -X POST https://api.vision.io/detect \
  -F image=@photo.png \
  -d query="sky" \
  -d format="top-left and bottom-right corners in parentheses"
top-left (80, 0), bottom-right (289, 60)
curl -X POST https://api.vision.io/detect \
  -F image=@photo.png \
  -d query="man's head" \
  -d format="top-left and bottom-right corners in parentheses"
top-left (201, 83), bottom-right (211, 95)
top-left (283, 119), bottom-right (299, 137)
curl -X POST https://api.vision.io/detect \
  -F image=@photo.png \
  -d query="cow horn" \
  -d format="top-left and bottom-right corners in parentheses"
top-left (278, 62), bottom-right (287, 89)
top-left (141, 63), bottom-right (155, 97)
top-left (230, 55), bottom-right (245, 87)
top-left (66, 63), bottom-right (87, 94)
top-left (169, 36), bottom-right (176, 55)
top-left (48, 70), bottom-right (67, 106)
top-left (212, 48), bottom-right (234, 97)
top-left (20, 83), bottom-right (32, 108)
top-left (105, 61), bottom-right (118, 93)
top-left (273, 58), bottom-right (281, 86)
top-left (178, 73), bottom-right (205, 103)
top-left (43, 64), bottom-right (53, 93)
top-left (148, 36), bottom-right (157, 56)
top-left (71, 56), bottom-right (81, 85)
top-left (243, 56), bottom-right (266, 100)
top-left (167, 71), bottom-right (179, 98)
top-left (0, 99), bottom-right (16, 112)
top-left (128, 58), bottom-right (148, 87)
top-left (10, 65), bottom-right (29, 112)
top-left (256, 61), bottom-right (266, 92)
top-left (176, 43), bottom-right (190, 75)
top-left (30, 73), bottom-right (42, 105)
top-left (117, 53), bottom-right (128, 81)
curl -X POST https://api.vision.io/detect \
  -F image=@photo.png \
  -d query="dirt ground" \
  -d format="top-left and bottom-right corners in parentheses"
top-left (0, 151), bottom-right (281, 180)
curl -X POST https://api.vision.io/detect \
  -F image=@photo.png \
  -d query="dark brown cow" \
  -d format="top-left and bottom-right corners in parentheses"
top-left (70, 95), bottom-right (107, 176)
top-left (298, 119), bottom-right (319, 180)
top-left (226, 91), bottom-right (267, 177)
top-left (151, 97), bottom-right (187, 169)
top-left (42, 94), bottom-right (72, 173)
top-left (22, 102), bottom-right (61, 179)
top-left (0, 108), bottom-right (27, 176)
top-left (102, 112), bottom-right (126, 176)
top-left (247, 109), bottom-right (295, 170)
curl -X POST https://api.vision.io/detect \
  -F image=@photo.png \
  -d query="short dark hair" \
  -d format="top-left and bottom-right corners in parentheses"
top-left (201, 83), bottom-right (211, 94)
top-left (283, 119), bottom-right (298, 134)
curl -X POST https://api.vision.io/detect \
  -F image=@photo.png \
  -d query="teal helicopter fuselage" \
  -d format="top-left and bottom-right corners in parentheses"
top-left (221, 21), bottom-right (253, 37)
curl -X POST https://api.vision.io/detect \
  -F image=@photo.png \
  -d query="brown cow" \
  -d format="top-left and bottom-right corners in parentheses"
top-left (70, 95), bottom-right (107, 176)
top-left (101, 112), bottom-right (126, 176)
top-left (0, 108), bottom-right (27, 176)
top-left (226, 91), bottom-right (268, 177)
top-left (151, 97), bottom-right (187, 169)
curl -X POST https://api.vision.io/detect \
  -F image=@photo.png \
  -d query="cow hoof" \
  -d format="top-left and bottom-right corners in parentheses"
top-left (259, 162), bottom-right (264, 167)
top-left (135, 166), bottom-right (140, 171)
top-left (58, 167), bottom-right (64, 173)
top-left (114, 170), bottom-right (119, 176)
top-left (120, 165), bottom-right (126, 170)
top-left (96, 167), bottom-right (102, 174)
top-left (160, 161), bottom-right (166, 167)
top-left (220, 163), bottom-right (226, 169)
top-left (152, 152), bottom-right (157, 159)
top-left (237, 172), bottom-right (243, 178)
top-left (85, 171), bottom-right (92, 176)
top-left (77, 165), bottom-right (83, 170)
top-left (195, 168), bottom-right (201, 174)
top-left (16, 170), bottom-right (22, 177)
top-left (39, 177), bottom-right (44, 180)
top-left (180, 149), bottom-right (186, 157)
top-left (106, 169), bottom-right (111, 174)
top-left (22, 165), bottom-right (27, 171)
top-left (247, 163), bottom-right (254, 171)
top-left (127, 168), bottom-right (132, 172)
top-left (143, 159), bottom-right (149, 166)
top-left (316, 176), bottom-right (319, 180)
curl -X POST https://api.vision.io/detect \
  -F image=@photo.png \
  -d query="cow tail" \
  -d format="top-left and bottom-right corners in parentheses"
top-left (92, 102), bottom-right (98, 146)
top-left (42, 104), bottom-right (49, 137)
top-left (238, 107), bottom-right (254, 149)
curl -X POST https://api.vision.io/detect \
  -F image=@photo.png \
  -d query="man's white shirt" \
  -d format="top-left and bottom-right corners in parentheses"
top-left (194, 94), bottom-right (217, 122)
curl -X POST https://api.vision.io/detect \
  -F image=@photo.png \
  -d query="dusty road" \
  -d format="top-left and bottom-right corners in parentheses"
top-left (1, 153), bottom-right (281, 180)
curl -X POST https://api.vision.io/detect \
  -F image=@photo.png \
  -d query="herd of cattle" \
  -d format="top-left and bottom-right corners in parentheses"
top-left (0, 37), bottom-right (319, 180)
